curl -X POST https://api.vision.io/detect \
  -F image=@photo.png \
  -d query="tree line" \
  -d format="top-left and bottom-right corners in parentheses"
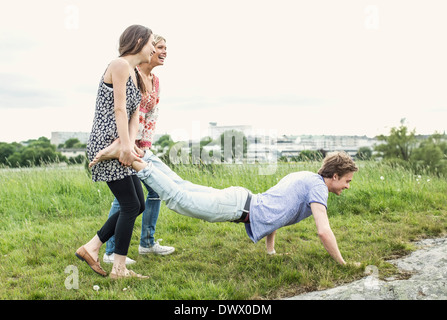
top-left (0, 137), bottom-right (84, 168)
top-left (374, 119), bottom-right (447, 176)
top-left (1, 122), bottom-right (446, 176)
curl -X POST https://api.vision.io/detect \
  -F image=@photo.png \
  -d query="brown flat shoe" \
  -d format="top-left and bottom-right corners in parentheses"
top-left (109, 269), bottom-right (149, 280)
top-left (75, 246), bottom-right (107, 277)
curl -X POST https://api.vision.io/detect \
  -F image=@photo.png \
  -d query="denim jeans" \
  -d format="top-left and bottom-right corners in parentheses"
top-left (136, 151), bottom-right (249, 223)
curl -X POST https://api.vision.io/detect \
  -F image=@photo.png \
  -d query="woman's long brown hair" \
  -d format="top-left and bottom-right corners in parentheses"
top-left (118, 25), bottom-right (152, 93)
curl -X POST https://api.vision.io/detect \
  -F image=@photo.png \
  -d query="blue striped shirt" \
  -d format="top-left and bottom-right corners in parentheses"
top-left (245, 171), bottom-right (328, 243)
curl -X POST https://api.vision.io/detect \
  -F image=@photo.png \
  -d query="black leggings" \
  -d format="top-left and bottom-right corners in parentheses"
top-left (97, 175), bottom-right (145, 256)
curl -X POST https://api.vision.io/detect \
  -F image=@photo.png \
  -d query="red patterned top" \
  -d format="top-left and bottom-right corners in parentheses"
top-left (135, 69), bottom-right (160, 150)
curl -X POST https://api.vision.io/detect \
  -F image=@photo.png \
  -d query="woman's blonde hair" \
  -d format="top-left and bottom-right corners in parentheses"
top-left (153, 34), bottom-right (166, 46)
top-left (318, 151), bottom-right (359, 178)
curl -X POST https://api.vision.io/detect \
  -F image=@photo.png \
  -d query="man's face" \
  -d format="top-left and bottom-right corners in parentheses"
top-left (329, 172), bottom-right (354, 195)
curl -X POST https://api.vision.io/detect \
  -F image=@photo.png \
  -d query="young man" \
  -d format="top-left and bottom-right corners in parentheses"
top-left (89, 140), bottom-right (359, 266)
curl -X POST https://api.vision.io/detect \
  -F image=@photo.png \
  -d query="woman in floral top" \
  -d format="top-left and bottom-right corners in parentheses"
top-left (135, 64), bottom-right (160, 150)
top-left (103, 35), bottom-right (176, 265)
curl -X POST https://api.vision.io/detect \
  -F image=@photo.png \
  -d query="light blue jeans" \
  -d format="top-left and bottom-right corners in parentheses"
top-left (136, 151), bottom-right (249, 223)
top-left (105, 181), bottom-right (161, 255)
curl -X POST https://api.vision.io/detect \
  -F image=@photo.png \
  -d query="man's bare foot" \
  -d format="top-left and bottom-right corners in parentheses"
top-left (89, 139), bottom-right (122, 168)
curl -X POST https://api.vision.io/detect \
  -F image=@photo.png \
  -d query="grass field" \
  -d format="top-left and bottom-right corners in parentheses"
top-left (0, 161), bottom-right (446, 300)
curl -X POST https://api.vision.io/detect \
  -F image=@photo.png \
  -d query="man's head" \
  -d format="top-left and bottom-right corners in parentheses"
top-left (318, 151), bottom-right (359, 195)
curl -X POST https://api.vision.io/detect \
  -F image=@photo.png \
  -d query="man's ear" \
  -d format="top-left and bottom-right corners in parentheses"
top-left (333, 173), bottom-right (339, 180)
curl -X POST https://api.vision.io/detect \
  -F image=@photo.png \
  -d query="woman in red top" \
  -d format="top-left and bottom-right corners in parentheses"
top-left (135, 35), bottom-right (165, 150)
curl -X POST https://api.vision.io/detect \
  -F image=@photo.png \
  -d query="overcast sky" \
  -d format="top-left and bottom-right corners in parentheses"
top-left (1, 0), bottom-right (446, 143)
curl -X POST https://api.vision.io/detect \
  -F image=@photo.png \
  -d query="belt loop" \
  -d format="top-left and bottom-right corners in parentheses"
top-left (232, 191), bottom-right (252, 223)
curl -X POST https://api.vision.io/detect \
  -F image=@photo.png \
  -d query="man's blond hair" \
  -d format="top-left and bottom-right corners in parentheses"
top-left (318, 151), bottom-right (358, 178)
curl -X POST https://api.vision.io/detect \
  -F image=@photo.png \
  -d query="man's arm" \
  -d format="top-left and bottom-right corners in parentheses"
top-left (265, 230), bottom-right (277, 254)
top-left (311, 202), bottom-right (346, 265)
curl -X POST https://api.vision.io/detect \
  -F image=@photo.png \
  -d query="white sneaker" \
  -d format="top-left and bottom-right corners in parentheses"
top-left (139, 240), bottom-right (175, 256)
top-left (103, 253), bottom-right (136, 265)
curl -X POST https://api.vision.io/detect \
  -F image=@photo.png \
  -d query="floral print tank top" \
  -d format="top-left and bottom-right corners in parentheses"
top-left (87, 72), bottom-right (142, 182)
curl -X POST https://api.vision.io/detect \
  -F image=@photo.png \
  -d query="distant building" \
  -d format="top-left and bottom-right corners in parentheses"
top-left (50, 128), bottom-right (378, 163)
top-left (290, 135), bottom-right (377, 157)
top-left (208, 122), bottom-right (252, 140)
top-left (58, 148), bottom-right (86, 158)
top-left (51, 132), bottom-right (89, 146)
top-left (247, 134), bottom-right (377, 162)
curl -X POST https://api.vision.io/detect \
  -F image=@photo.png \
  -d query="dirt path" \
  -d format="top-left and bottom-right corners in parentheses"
top-left (286, 238), bottom-right (447, 300)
